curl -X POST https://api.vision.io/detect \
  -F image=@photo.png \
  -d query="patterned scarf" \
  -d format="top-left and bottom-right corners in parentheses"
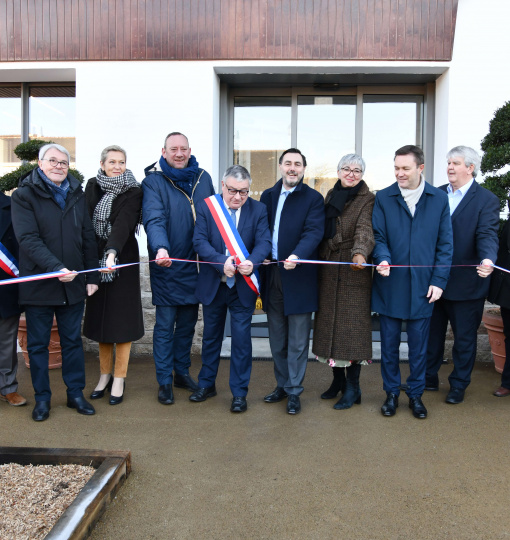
top-left (93, 168), bottom-right (141, 282)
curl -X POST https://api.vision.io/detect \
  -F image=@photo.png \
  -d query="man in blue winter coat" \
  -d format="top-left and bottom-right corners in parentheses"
top-left (142, 132), bottom-right (215, 405)
top-left (372, 145), bottom-right (453, 420)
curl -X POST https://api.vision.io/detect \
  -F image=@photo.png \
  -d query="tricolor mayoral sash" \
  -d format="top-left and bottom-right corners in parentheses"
top-left (0, 240), bottom-right (19, 278)
top-left (204, 194), bottom-right (260, 295)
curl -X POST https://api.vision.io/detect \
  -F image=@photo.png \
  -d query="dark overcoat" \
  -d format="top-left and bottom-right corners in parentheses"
top-left (438, 181), bottom-right (499, 301)
top-left (312, 181), bottom-right (375, 361)
top-left (260, 179), bottom-right (325, 315)
top-left (142, 163), bottom-right (215, 306)
top-left (11, 168), bottom-right (99, 306)
top-left (193, 197), bottom-right (272, 308)
top-left (83, 178), bottom-right (144, 343)
top-left (0, 192), bottom-right (21, 318)
top-left (371, 181), bottom-right (453, 320)
top-left (489, 220), bottom-right (510, 310)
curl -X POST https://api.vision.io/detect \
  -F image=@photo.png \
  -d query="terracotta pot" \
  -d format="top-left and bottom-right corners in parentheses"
top-left (482, 310), bottom-right (505, 374)
top-left (18, 316), bottom-right (63, 370)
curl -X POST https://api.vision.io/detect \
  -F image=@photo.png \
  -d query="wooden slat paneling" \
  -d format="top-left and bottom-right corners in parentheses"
top-left (0, 0), bottom-right (458, 62)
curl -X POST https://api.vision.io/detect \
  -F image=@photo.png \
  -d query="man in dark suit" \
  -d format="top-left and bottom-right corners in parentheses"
top-left (0, 192), bottom-right (26, 408)
top-left (260, 148), bottom-right (325, 415)
top-left (190, 165), bottom-right (271, 413)
top-left (426, 146), bottom-right (500, 404)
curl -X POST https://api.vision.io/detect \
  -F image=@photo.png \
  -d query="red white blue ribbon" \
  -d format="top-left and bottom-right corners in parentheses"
top-left (204, 194), bottom-right (260, 295)
top-left (0, 241), bottom-right (19, 278)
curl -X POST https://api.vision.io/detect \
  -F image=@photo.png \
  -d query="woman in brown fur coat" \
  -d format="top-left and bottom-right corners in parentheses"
top-left (312, 154), bottom-right (375, 410)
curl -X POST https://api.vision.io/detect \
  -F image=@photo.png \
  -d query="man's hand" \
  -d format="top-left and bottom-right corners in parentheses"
top-left (262, 258), bottom-right (271, 265)
top-left (351, 253), bottom-right (366, 271)
top-left (376, 261), bottom-right (390, 277)
top-left (87, 284), bottom-right (99, 296)
top-left (427, 285), bottom-right (443, 303)
top-left (58, 268), bottom-right (77, 282)
top-left (224, 255), bottom-right (236, 277)
top-left (284, 254), bottom-right (299, 270)
top-left (156, 248), bottom-right (172, 267)
top-left (100, 252), bottom-right (117, 273)
top-left (477, 259), bottom-right (494, 278)
top-left (237, 260), bottom-right (253, 276)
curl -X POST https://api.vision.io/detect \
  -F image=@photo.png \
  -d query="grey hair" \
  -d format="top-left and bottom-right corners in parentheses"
top-left (39, 143), bottom-right (71, 163)
top-left (446, 146), bottom-right (480, 177)
top-left (100, 145), bottom-right (127, 164)
top-left (222, 164), bottom-right (252, 185)
top-left (337, 153), bottom-right (366, 174)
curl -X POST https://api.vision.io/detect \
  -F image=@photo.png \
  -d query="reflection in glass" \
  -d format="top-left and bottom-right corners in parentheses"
top-left (29, 86), bottom-right (76, 164)
top-left (233, 97), bottom-right (291, 199)
top-left (297, 96), bottom-right (356, 197)
top-left (0, 87), bottom-right (22, 176)
top-left (362, 95), bottom-right (423, 192)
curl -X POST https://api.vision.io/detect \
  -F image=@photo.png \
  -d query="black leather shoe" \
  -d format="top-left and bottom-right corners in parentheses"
top-left (174, 373), bottom-right (199, 392)
top-left (230, 396), bottom-right (247, 413)
top-left (158, 384), bottom-right (174, 405)
top-left (381, 393), bottom-right (399, 416)
top-left (32, 401), bottom-right (50, 422)
top-left (287, 395), bottom-right (301, 415)
top-left (409, 396), bottom-right (427, 419)
top-left (90, 376), bottom-right (113, 399)
top-left (109, 381), bottom-right (125, 405)
top-left (446, 387), bottom-right (465, 404)
top-left (67, 396), bottom-right (95, 415)
top-left (263, 387), bottom-right (288, 403)
top-left (189, 386), bottom-right (217, 402)
top-left (424, 384), bottom-right (439, 392)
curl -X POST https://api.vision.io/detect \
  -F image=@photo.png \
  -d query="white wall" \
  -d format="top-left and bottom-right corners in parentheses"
top-left (434, 0), bottom-right (510, 184)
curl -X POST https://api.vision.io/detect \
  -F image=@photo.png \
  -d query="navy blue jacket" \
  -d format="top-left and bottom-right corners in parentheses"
top-left (193, 197), bottom-right (271, 308)
top-left (439, 181), bottom-right (499, 301)
top-left (11, 169), bottom-right (99, 306)
top-left (260, 180), bottom-right (325, 315)
top-left (142, 162), bottom-right (215, 306)
top-left (372, 181), bottom-right (453, 320)
top-left (0, 192), bottom-right (21, 318)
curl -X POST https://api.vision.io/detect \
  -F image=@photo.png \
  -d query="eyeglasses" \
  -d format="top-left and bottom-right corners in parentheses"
top-left (340, 167), bottom-right (362, 177)
top-left (225, 185), bottom-right (249, 197)
top-left (41, 158), bottom-right (69, 169)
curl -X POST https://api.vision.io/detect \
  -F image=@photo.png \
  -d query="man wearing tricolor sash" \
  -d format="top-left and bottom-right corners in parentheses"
top-left (191, 165), bottom-right (271, 413)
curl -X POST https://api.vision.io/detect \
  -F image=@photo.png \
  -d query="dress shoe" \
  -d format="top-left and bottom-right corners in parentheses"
top-left (445, 387), bottom-right (465, 404)
top-left (263, 387), bottom-right (288, 403)
top-left (424, 384), bottom-right (439, 392)
top-left (493, 386), bottom-right (510, 397)
top-left (32, 401), bottom-right (50, 422)
top-left (109, 381), bottom-right (125, 405)
top-left (287, 395), bottom-right (301, 415)
top-left (381, 393), bottom-right (399, 416)
top-left (0, 391), bottom-right (27, 406)
top-left (189, 385), bottom-right (217, 402)
top-left (409, 396), bottom-right (428, 419)
top-left (158, 384), bottom-right (174, 405)
top-left (230, 396), bottom-right (247, 413)
top-left (67, 396), bottom-right (96, 415)
top-left (90, 376), bottom-right (113, 399)
top-left (174, 373), bottom-right (199, 392)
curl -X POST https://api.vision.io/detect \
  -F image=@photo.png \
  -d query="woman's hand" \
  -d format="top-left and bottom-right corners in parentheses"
top-left (100, 252), bottom-right (117, 273)
top-left (351, 254), bottom-right (366, 271)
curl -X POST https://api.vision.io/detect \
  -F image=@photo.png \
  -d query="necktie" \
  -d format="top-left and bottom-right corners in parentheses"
top-left (227, 209), bottom-right (237, 288)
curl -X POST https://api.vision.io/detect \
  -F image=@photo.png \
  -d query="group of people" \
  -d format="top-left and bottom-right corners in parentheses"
top-left (0, 133), bottom-right (508, 422)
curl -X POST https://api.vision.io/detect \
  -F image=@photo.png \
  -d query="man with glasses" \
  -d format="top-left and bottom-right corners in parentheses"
top-left (190, 165), bottom-right (271, 412)
top-left (11, 143), bottom-right (99, 421)
top-left (260, 148), bottom-right (325, 414)
top-left (142, 132), bottom-right (215, 405)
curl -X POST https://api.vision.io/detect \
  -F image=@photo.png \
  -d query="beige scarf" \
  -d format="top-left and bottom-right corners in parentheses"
top-left (399, 177), bottom-right (425, 217)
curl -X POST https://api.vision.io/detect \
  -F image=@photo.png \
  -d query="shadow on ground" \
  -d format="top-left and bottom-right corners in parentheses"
top-left (3, 353), bottom-right (510, 539)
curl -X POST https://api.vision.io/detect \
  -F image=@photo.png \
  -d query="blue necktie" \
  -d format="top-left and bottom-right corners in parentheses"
top-left (227, 209), bottom-right (237, 288)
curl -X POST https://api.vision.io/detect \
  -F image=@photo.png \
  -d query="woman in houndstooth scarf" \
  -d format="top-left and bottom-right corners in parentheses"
top-left (83, 145), bottom-right (144, 405)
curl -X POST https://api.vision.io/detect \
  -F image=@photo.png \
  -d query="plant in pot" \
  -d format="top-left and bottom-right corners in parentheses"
top-left (0, 139), bottom-right (85, 370)
top-left (480, 100), bottom-right (510, 374)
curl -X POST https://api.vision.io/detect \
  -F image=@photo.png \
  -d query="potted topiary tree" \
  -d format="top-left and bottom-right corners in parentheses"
top-left (480, 100), bottom-right (510, 373)
top-left (1, 139), bottom-right (85, 370)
